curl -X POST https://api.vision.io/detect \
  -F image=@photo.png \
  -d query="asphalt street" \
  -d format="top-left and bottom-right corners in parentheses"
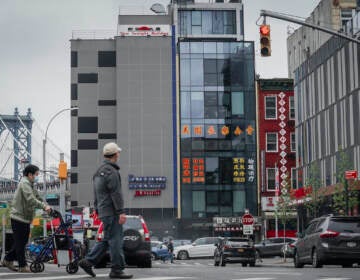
top-left (0, 258), bottom-right (359, 280)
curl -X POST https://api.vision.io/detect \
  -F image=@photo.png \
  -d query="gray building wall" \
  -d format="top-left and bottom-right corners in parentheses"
top-left (70, 36), bottom-right (174, 209)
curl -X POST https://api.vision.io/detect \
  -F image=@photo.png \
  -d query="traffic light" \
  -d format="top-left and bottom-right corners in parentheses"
top-left (259, 24), bottom-right (271, 57)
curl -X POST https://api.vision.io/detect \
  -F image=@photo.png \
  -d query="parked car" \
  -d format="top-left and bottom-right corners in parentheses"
top-left (214, 237), bottom-right (256, 267)
top-left (173, 237), bottom-right (221, 260)
top-left (172, 239), bottom-right (192, 248)
top-left (151, 242), bottom-right (172, 261)
top-left (294, 215), bottom-right (360, 268)
top-left (255, 237), bottom-right (297, 258)
top-left (96, 215), bottom-right (152, 268)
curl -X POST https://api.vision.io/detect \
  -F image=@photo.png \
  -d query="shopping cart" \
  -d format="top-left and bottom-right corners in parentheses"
top-left (29, 209), bottom-right (81, 274)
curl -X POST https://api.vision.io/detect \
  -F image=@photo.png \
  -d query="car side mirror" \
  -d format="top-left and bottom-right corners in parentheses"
top-left (192, 242), bottom-right (196, 246)
top-left (214, 243), bottom-right (218, 247)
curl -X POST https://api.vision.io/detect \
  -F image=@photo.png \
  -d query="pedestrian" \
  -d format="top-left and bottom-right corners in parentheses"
top-left (79, 142), bottom-right (132, 279)
top-left (2, 164), bottom-right (51, 273)
top-left (167, 238), bottom-right (174, 263)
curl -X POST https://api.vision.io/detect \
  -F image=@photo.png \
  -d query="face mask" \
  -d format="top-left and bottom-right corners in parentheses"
top-left (34, 176), bottom-right (39, 183)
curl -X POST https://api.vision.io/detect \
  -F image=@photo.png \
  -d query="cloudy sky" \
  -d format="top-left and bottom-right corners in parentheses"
top-left (0, 0), bottom-right (321, 177)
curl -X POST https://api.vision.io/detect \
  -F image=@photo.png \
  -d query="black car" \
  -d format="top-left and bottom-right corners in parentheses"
top-left (214, 237), bottom-right (256, 267)
top-left (294, 215), bottom-right (360, 268)
top-left (255, 237), bottom-right (297, 258)
top-left (95, 215), bottom-right (152, 268)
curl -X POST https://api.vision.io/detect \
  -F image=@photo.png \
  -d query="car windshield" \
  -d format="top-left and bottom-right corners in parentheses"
top-left (328, 219), bottom-right (360, 233)
top-left (124, 217), bottom-right (142, 230)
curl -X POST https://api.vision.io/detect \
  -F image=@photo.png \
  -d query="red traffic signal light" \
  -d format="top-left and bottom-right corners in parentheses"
top-left (259, 24), bottom-right (271, 57)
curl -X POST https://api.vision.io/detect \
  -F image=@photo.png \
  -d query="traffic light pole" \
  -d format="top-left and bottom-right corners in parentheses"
top-left (260, 10), bottom-right (360, 45)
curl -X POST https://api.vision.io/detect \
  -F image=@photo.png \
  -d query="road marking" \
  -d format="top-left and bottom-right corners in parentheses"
top-left (0, 273), bottom-right (194, 280)
top-left (232, 278), bottom-right (275, 280)
top-left (315, 278), bottom-right (351, 280)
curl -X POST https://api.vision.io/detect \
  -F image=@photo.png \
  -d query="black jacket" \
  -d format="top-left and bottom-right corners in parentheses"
top-left (93, 160), bottom-right (124, 218)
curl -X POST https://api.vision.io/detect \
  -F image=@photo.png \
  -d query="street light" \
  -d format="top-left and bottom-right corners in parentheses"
top-left (42, 106), bottom-right (78, 237)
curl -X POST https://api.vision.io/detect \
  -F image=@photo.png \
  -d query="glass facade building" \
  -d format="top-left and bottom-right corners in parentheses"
top-left (179, 41), bottom-right (257, 219)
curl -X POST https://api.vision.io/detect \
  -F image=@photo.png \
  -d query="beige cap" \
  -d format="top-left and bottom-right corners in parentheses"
top-left (103, 142), bottom-right (122, 156)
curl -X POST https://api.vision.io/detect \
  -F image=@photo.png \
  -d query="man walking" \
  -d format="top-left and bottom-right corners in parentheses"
top-left (79, 142), bottom-right (132, 279)
top-left (2, 164), bottom-right (51, 273)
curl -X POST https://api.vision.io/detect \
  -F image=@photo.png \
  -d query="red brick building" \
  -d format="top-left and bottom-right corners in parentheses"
top-left (256, 79), bottom-right (296, 237)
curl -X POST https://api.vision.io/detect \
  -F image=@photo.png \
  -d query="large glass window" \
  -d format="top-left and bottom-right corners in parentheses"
top-left (191, 92), bottom-right (204, 118)
top-left (266, 133), bottom-right (278, 152)
top-left (233, 190), bottom-right (245, 213)
top-left (193, 191), bottom-right (205, 212)
top-left (179, 10), bottom-right (237, 36)
top-left (265, 96), bottom-right (277, 119)
top-left (205, 157), bottom-right (219, 184)
top-left (231, 92), bottom-right (244, 116)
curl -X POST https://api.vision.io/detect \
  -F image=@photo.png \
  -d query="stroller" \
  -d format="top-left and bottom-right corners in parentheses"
top-left (29, 209), bottom-right (81, 274)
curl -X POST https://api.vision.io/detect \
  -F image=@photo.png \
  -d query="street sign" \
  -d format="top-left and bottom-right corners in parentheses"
top-left (241, 213), bottom-right (254, 225)
top-left (345, 170), bottom-right (358, 180)
top-left (243, 224), bottom-right (253, 235)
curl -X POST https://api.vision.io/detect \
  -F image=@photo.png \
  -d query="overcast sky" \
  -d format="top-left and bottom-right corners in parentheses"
top-left (0, 0), bottom-right (321, 177)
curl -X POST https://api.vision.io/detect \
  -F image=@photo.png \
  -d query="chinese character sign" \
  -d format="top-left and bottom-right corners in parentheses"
top-left (192, 158), bottom-right (205, 183)
top-left (182, 158), bottom-right (191, 184)
top-left (233, 157), bottom-right (246, 183)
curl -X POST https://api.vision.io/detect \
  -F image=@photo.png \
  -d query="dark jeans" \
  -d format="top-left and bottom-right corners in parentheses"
top-left (86, 216), bottom-right (125, 272)
top-left (5, 219), bottom-right (30, 267)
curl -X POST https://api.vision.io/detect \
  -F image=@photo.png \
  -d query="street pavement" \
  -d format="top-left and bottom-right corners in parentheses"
top-left (0, 257), bottom-right (359, 280)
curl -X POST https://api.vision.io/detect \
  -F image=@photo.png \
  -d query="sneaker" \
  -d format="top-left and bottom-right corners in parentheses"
top-left (109, 270), bottom-right (133, 279)
top-left (18, 266), bottom-right (31, 273)
top-left (2, 260), bottom-right (18, 271)
top-left (79, 259), bottom-right (96, 277)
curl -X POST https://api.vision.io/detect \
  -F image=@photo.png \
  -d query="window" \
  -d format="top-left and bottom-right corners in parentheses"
top-left (289, 96), bottom-right (295, 119)
top-left (266, 133), bottom-right (278, 152)
top-left (265, 96), bottom-right (276, 119)
top-left (71, 51), bottom-right (77, 67)
top-left (193, 191), bottom-right (205, 212)
top-left (291, 168), bottom-right (297, 189)
top-left (219, 157), bottom-right (233, 183)
top-left (98, 133), bottom-right (117, 139)
top-left (98, 100), bottom-right (116, 106)
top-left (231, 92), bottom-right (244, 116)
top-left (71, 150), bottom-right (77, 167)
top-left (71, 173), bottom-right (78, 184)
top-left (266, 168), bottom-right (276, 191)
top-left (233, 190), bottom-right (245, 213)
top-left (71, 84), bottom-right (78, 100)
top-left (78, 117), bottom-right (98, 133)
top-left (98, 51), bottom-right (116, 67)
top-left (191, 92), bottom-right (204, 118)
top-left (78, 73), bottom-right (98, 83)
top-left (205, 157), bottom-right (219, 184)
top-left (78, 139), bottom-right (98, 150)
top-left (291, 132), bottom-right (296, 152)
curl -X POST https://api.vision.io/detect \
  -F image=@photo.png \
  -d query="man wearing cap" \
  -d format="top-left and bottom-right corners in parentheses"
top-left (79, 142), bottom-right (133, 279)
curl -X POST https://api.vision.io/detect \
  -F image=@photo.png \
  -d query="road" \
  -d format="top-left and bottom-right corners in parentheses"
top-left (0, 258), bottom-right (359, 280)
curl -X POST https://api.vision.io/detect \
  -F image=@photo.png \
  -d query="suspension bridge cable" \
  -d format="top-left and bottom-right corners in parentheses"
top-left (0, 151), bottom-right (14, 176)
top-left (0, 130), bottom-right (10, 153)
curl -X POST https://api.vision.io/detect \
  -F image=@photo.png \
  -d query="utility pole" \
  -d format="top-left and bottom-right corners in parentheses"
top-left (260, 10), bottom-right (360, 44)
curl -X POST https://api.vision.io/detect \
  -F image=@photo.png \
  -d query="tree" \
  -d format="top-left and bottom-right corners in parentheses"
top-left (333, 148), bottom-right (358, 215)
top-left (275, 173), bottom-right (295, 261)
top-left (304, 161), bottom-right (323, 218)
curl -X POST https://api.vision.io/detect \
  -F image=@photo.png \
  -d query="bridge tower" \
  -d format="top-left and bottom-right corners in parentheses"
top-left (0, 108), bottom-right (33, 181)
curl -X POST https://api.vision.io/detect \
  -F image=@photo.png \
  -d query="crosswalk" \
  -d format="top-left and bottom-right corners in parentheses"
top-left (0, 271), bottom-right (354, 280)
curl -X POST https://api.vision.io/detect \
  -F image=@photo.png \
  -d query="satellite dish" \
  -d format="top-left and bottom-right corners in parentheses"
top-left (150, 3), bottom-right (166, 14)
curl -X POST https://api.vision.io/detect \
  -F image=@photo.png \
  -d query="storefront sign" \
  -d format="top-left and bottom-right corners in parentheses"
top-left (128, 175), bottom-right (166, 189)
top-left (134, 190), bottom-right (161, 197)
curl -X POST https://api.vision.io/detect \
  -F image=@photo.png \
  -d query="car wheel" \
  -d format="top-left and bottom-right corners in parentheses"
top-left (177, 250), bottom-right (189, 260)
top-left (242, 263), bottom-right (247, 267)
top-left (249, 262), bottom-right (255, 267)
top-left (342, 264), bottom-right (353, 268)
top-left (311, 249), bottom-right (322, 268)
top-left (138, 257), bottom-right (152, 268)
top-left (294, 251), bottom-right (304, 268)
